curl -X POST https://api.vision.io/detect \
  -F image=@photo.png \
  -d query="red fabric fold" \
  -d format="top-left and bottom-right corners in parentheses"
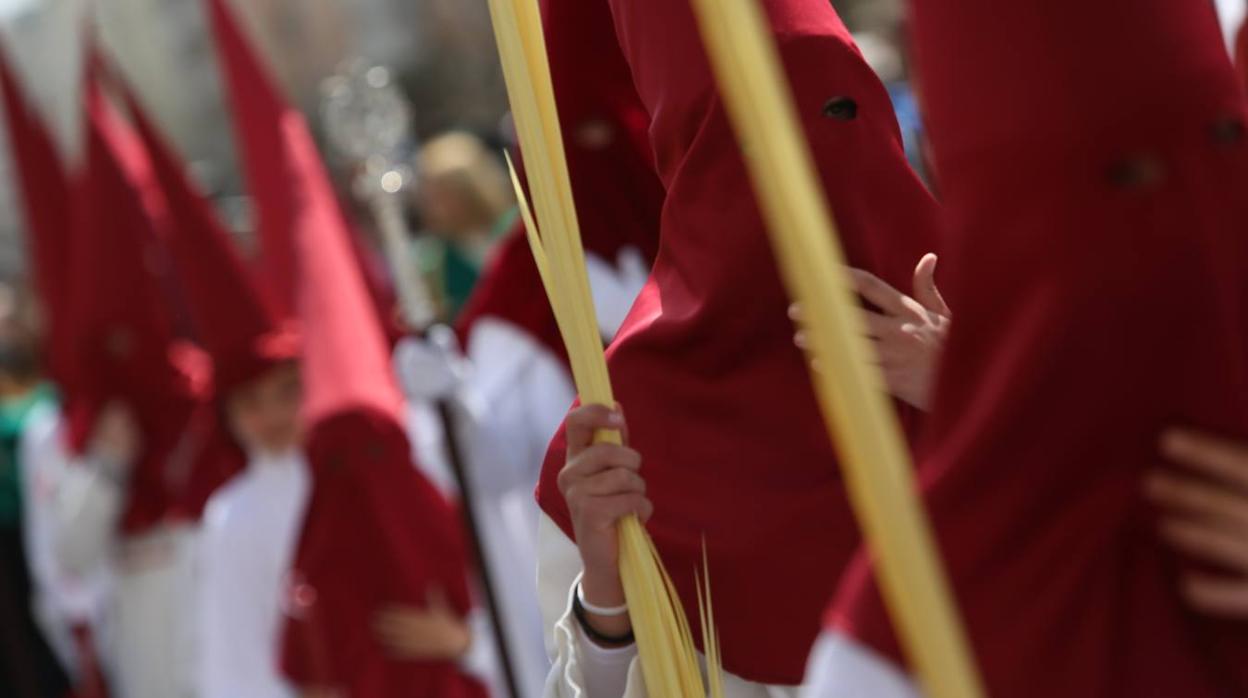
top-left (831, 2), bottom-right (1248, 695)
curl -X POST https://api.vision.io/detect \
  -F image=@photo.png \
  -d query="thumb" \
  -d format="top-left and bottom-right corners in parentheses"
top-left (913, 254), bottom-right (951, 317)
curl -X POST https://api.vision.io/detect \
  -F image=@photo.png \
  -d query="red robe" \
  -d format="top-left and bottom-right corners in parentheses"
top-left (831, 1), bottom-right (1248, 695)
top-left (535, 0), bottom-right (941, 685)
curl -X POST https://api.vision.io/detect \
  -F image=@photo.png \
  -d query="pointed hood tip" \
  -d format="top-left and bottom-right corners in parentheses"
top-left (281, 116), bottom-right (404, 430)
top-left (123, 80), bottom-right (301, 396)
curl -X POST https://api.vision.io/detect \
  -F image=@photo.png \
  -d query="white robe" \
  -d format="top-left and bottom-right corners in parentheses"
top-left (388, 245), bottom-right (649, 698)
top-left (195, 451), bottom-right (308, 698)
top-left (1215, 0), bottom-right (1247, 48)
top-left (18, 402), bottom-right (114, 683)
top-left (800, 632), bottom-right (922, 698)
top-left (403, 395), bottom-right (532, 698)
top-left (52, 449), bottom-right (199, 698)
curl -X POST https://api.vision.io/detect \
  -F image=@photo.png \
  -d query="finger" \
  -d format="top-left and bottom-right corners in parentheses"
top-left (850, 268), bottom-right (910, 317)
top-left (1159, 519), bottom-right (1248, 574)
top-left (566, 404), bottom-right (626, 457)
top-left (794, 331), bottom-right (808, 350)
top-left (1161, 430), bottom-right (1248, 494)
top-left (614, 402), bottom-right (631, 446)
top-left (1181, 573), bottom-right (1248, 619)
top-left (862, 310), bottom-right (908, 339)
top-left (577, 467), bottom-right (647, 499)
top-left (1145, 471), bottom-right (1248, 530)
top-left (873, 346), bottom-right (912, 369)
top-left (912, 254), bottom-right (951, 317)
top-left (638, 497), bottom-right (655, 522)
top-left (788, 303), bottom-right (803, 322)
top-left (561, 444), bottom-right (642, 485)
top-left (585, 493), bottom-right (653, 529)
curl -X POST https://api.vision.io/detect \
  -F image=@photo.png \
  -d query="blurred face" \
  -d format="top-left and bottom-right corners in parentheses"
top-left (416, 176), bottom-right (474, 240)
top-left (225, 362), bottom-right (303, 457)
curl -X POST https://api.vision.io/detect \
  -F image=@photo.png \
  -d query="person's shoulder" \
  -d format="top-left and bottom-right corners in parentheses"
top-left (201, 469), bottom-right (258, 533)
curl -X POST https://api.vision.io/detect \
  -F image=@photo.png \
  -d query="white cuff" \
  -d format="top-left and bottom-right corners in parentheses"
top-left (393, 328), bottom-right (465, 402)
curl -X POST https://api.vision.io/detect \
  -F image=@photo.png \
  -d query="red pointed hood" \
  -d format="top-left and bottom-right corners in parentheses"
top-left (831, 1), bottom-right (1248, 695)
top-left (123, 84), bottom-right (299, 396)
top-left (0, 46), bottom-right (76, 386)
top-left (456, 0), bottom-right (663, 360)
top-left (68, 55), bottom-right (214, 532)
top-left (280, 117), bottom-right (402, 428)
top-left (203, 0), bottom-right (298, 316)
top-left (540, 0), bottom-right (661, 263)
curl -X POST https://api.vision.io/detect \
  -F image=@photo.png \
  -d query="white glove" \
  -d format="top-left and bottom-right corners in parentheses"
top-left (393, 325), bottom-right (466, 403)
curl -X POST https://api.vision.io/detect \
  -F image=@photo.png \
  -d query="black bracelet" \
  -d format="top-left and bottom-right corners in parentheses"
top-left (573, 592), bottom-right (636, 647)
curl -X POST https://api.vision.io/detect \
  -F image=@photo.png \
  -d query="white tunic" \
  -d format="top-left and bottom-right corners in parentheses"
top-left (53, 454), bottom-right (199, 698)
top-left (1215, 0), bottom-right (1247, 48)
top-left (195, 450), bottom-right (309, 698)
top-left (18, 403), bottom-right (113, 682)
top-left (800, 631), bottom-right (922, 698)
top-left (388, 244), bottom-right (649, 698)
top-left (403, 389), bottom-right (540, 698)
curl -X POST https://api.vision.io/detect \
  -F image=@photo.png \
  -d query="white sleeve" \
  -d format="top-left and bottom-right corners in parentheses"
top-left (537, 513), bottom-right (648, 698)
top-left (18, 406), bottom-right (79, 671)
top-left (584, 247), bottom-right (649, 341)
top-left (801, 631), bottom-right (922, 698)
top-left (52, 456), bottom-right (124, 576)
top-left (465, 319), bottom-right (576, 493)
top-left (574, 623), bottom-right (638, 698)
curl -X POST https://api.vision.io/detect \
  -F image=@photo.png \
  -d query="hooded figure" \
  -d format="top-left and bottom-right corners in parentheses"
top-left (199, 2), bottom-right (493, 695)
top-left (274, 117), bottom-right (487, 697)
top-left (813, 1), bottom-right (1248, 697)
top-left (126, 80), bottom-right (308, 698)
top-left (531, 0), bottom-right (941, 695)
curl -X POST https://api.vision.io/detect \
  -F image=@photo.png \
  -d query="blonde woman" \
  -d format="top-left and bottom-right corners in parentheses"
top-left (413, 131), bottom-right (517, 321)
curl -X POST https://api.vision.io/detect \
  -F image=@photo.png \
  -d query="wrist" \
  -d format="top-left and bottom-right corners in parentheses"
top-left (581, 567), bottom-right (625, 608)
top-left (578, 571), bottom-right (631, 640)
top-left (573, 588), bottom-right (634, 648)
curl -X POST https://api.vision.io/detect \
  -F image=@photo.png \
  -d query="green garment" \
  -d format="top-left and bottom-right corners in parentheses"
top-left (0, 384), bottom-right (56, 528)
top-left (415, 207), bottom-right (519, 321)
